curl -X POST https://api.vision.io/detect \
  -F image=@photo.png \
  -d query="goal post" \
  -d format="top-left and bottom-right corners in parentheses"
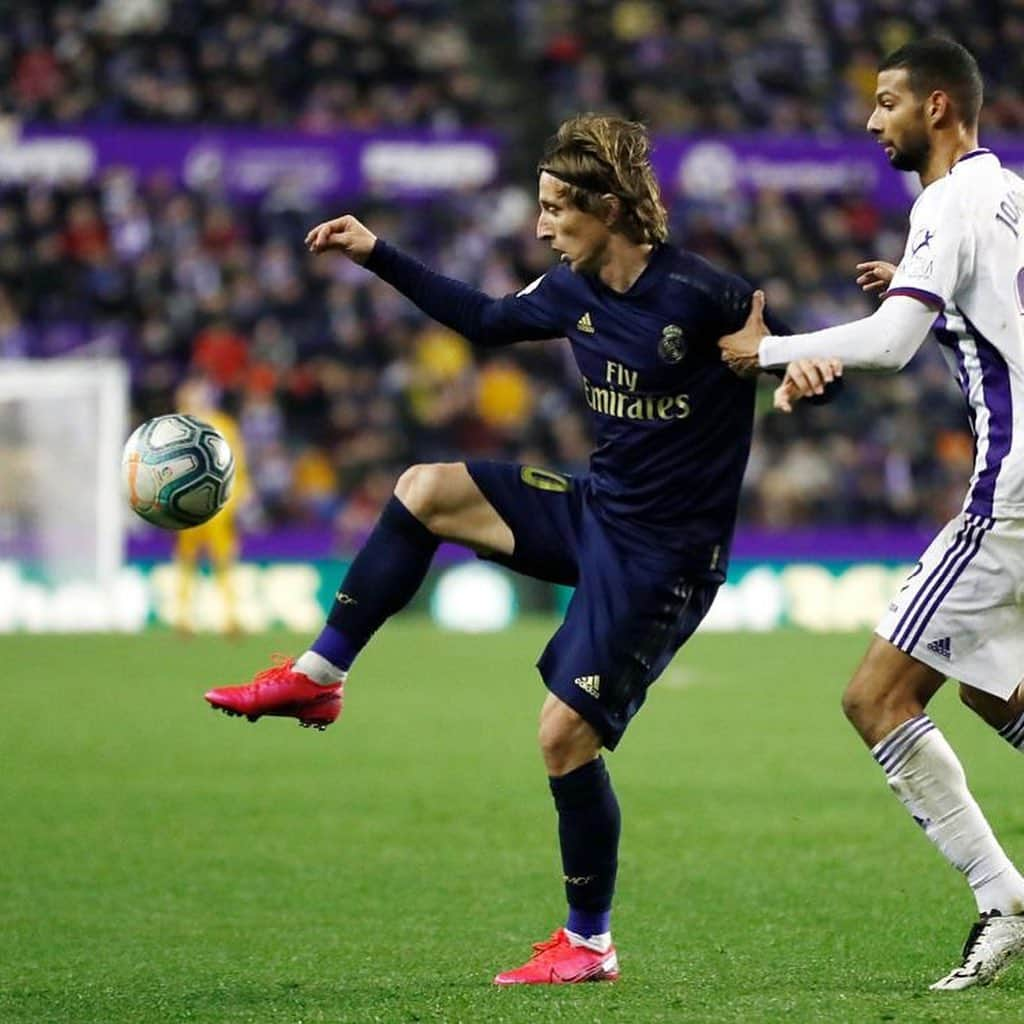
top-left (0, 359), bottom-right (129, 591)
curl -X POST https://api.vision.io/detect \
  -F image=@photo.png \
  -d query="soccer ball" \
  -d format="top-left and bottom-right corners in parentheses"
top-left (122, 414), bottom-right (235, 530)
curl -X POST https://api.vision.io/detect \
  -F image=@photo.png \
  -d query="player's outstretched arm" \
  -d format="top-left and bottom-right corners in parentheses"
top-left (305, 214), bottom-right (378, 265)
top-left (305, 214), bottom-right (561, 347)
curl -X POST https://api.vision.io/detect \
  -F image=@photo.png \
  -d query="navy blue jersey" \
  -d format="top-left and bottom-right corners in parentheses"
top-left (366, 240), bottom-right (789, 580)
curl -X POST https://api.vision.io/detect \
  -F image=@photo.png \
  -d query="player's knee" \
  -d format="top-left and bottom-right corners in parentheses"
top-left (394, 463), bottom-right (452, 527)
top-left (841, 677), bottom-right (864, 719)
top-left (841, 676), bottom-right (881, 733)
top-left (538, 722), bottom-right (578, 776)
top-left (538, 703), bottom-right (599, 776)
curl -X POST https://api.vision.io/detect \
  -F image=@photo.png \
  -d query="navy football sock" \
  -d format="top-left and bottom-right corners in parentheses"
top-left (311, 496), bottom-right (439, 671)
top-left (549, 757), bottom-right (620, 938)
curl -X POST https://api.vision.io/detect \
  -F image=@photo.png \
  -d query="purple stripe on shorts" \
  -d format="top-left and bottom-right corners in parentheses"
top-left (902, 519), bottom-right (989, 653)
top-left (959, 308), bottom-right (1014, 518)
top-left (891, 517), bottom-right (976, 649)
top-left (884, 286), bottom-right (945, 309)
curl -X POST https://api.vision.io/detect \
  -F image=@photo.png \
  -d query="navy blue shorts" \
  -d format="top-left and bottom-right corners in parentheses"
top-left (466, 460), bottom-right (719, 749)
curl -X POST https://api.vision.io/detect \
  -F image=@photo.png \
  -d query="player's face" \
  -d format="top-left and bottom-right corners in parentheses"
top-left (867, 68), bottom-right (931, 173)
top-left (536, 172), bottom-right (612, 274)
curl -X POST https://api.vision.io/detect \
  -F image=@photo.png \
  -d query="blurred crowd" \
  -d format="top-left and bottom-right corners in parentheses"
top-left (1, 0), bottom-right (492, 131)
top-left (0, 0), bottom-right (1000, 543)
top-left (4, 1), bottom-right (1024, 135)
top-left (0, 170), bottom-right (974, 538)
top-left (523, 0), bottom-right (1024, 135)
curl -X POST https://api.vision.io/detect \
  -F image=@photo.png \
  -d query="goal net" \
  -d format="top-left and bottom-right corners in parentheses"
top-left (0, 360), bottom-right (130, 629)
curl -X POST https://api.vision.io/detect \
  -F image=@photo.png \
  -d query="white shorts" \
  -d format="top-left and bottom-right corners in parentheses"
top-left (876, 512), bottom-right (1024, 699)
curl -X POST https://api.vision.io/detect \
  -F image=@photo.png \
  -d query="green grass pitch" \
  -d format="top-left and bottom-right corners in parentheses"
top-left (4, 620), bottom-right (1024, 1023)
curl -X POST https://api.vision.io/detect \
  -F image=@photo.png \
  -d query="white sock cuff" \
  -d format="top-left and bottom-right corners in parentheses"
top-left (872, 714), bottom-right (936, 776)
top-left (294, 650), bottom-right (347, 686)
top-left (565, 929), bottom-right (612, 953)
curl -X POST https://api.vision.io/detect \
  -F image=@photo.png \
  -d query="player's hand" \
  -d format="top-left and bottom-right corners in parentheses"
top-left (773, 357), bottom-right (843, 413)
top-left (718, 289), bottom-right (768, 377)
top-left (305, 214), bottom-right (377, 264)
top-left (855, 260), bottom-right (896, 294)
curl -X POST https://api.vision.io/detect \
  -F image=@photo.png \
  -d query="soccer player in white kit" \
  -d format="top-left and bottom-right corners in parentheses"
top-left (720, 37), bottom-right (1024, 990)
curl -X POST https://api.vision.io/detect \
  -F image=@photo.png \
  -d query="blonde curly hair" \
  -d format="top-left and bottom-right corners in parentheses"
top-left (538, 114), bottom-right (668, 245)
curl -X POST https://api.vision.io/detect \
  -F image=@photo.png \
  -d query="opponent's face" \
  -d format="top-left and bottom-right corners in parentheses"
top-left (536, 171), bottom-right (612, 274)
top-left (867, 68), bottom-right (931, 173)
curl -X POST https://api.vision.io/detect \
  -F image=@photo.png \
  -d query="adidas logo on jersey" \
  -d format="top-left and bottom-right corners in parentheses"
top-left (926, 636), bottom-right (952, 660)
top-left (577, 312), bottom-right (595, 334)
top-left (574, 674), bottom-right (601, 697)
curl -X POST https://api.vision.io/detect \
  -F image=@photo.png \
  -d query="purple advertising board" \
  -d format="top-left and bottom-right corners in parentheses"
top-left (7, 123), bottom-right (502, 199)
top-left (649, 135), bottom-right (1024, 210)
top-left (125, 524), bottom-right (935, 564)
top-left (7, 122), bottom-right (1024, 206)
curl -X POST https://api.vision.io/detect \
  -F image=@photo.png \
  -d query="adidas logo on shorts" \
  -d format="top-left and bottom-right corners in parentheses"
top-left (926, 636), bottom-right (952, 660)
top-left (574, 674), bottom-right (601, 697)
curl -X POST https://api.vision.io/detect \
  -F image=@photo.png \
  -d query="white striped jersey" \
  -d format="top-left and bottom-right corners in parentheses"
top-left (886, 149), bottom-right (1024, 518)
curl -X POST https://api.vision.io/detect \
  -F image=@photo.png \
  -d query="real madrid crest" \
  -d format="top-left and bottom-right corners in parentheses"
top-left (658, 324), bottom-right (686, 364)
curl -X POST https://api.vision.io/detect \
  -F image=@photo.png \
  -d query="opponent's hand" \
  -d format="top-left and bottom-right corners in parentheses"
top-left (855, 260), bottom-right (896, 294)
top-left (305, 214), bottom-right (377, 264)
top-left (719, 290), bottom-right (768, 378)
top-left (773, 357), bottom-right (843, 413)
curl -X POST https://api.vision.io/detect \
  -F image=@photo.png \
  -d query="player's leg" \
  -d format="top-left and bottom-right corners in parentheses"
top-left (493, 695), bottom-right (621, 986)
top-left (205, 462), bottom-right (509, 727)
top-left (208, 518), bottom-right (240, 635)
top-left (494, 528), bottom-right (719, 985)
top-left (295, 462), bottom-right (511, 681)
top-left (854, 513), bottom-right (1024, 990)
top-left (540, 695), bottom-right (620, 940)
top-left (174, 531), bottom-right (201, 635)
top-left (843, 638), bottom-right (1024, 989)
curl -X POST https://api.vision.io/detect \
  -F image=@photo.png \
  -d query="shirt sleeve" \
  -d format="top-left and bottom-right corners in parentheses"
top-left (757, 294), bottom-right (936, 370)
top-left (884, 181), bottom-right (973, 310)
top-left (365, 240), bottom-right (565, 347)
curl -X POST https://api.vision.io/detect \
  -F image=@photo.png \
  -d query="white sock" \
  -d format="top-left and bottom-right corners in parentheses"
top-left (294, 651), bottom-right (347, 687)
top-left (565, 929), bottom-right (612, 953)
top-left (873, 715), bottom-right (1024, 915)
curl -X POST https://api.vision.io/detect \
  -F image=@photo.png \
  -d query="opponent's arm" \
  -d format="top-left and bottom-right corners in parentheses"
top-left (720, 290), bottom-right (935, 375)
top-left (716, 283), bottom-right (844, 402)
top-left (306, 214), bottom-right (560, 346)
top-left (758, 293), bottom-right (936, 370)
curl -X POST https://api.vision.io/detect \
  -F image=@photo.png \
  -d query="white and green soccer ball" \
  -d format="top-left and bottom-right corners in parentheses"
top-left (122, 414), bottom-right (235, 530)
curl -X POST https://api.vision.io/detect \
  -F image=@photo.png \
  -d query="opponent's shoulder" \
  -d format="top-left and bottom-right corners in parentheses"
top-left (1004, 165), bottom-right (1024, 193)
top-left (916, 150), bottom-right (1002, 221)
top-left (916, 153), bottom-right (1024, 249)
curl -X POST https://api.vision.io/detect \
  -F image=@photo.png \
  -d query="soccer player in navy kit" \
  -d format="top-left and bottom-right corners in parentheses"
top-left (206, 114), bottom-right (839, 983)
